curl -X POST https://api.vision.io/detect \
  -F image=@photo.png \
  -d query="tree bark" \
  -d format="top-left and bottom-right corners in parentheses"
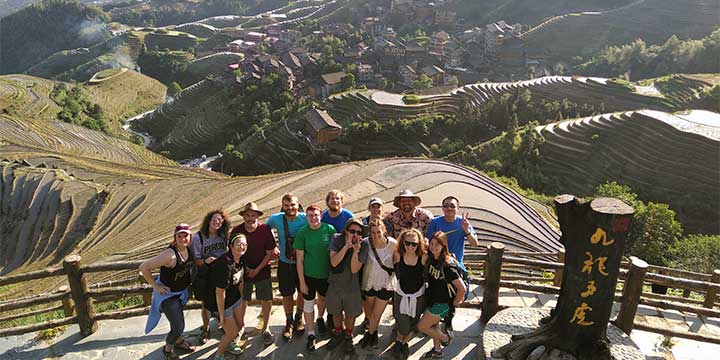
top-left (492, 195), bottom-right (634, 360)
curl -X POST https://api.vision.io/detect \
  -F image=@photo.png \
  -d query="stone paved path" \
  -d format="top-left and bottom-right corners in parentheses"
top-left (2, 286), bottom-right (719, 360)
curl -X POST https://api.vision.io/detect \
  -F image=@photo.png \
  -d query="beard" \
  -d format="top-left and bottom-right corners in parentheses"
top-left (402, 204), bottom-right (413, 213)
top-left (284, 208), bottom-right (297, 217)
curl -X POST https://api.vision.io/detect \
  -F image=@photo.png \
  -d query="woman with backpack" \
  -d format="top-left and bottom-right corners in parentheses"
top-left (140, 223), bottom-right (197, 360)
top-left (359, 218), bottom-right (397, 349)
top-left (391, 228), bottom-right (428, 359)
top-left (417, 231), bottom-right (466, 359)
top-left (191, 209), bottom-right (231, 345)
top-left (210, 233), bottom-right (248, 360)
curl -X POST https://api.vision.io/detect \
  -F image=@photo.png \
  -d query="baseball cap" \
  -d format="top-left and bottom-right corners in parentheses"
top-left (368, 197), bottom-right (383, 206)
top-left (174, 223), bottom-right (192, 235)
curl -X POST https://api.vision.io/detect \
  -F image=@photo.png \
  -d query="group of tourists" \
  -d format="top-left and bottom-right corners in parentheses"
top-left (140, 189), bottom-right (479, 360)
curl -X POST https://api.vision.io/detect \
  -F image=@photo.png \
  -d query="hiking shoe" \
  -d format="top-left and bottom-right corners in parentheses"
top-left (294, 313), bottom-right (305, 334)
top-left (359, 331), bottom-right (372, 348)
top-left (421, 348), bottom-right (443, 359)
top-left (226, 342), bottom-right (243, 355)
top-left (326, 330), bottom-right (343, 350)
top-left (343, 332), bottom-right (355, 354)
top-left (316, 318), bottom-right (328, 337)
top-left (306, 334), bottom-right (316, 352)
top-left (262, 330), bottom-right (274, 346)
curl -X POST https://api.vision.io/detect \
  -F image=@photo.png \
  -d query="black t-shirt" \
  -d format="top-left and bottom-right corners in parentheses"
top-left (160, 246), bottom-right (194, 292)
top-left (396, 254), bottom-right (424, 294)
top-left (210, 252), bottom-right (244, 311)
top-left (425, 257), bottom-right (460, 305)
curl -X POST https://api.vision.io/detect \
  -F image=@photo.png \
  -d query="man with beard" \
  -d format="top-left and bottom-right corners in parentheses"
top-left (266, 193), bottom-right (308, 341)
top-left (321, 190), bottom-right (354, 233)
top-left (230, 202), bottom-right (276, 346)
top-left (384, 189), bottom-right (434, 240)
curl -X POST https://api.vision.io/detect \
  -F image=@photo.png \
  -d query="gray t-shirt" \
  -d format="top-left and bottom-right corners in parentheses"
top-left (328, 233), bottom-right (368, 287)
top-left (191, 232), bottom-right (227, 261)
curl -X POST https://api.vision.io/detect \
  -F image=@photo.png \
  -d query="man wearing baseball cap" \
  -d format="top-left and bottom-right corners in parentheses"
top-left (230, 202), bottom-right (276, 346)
top-left (384, 189), bottom-right (434, 239)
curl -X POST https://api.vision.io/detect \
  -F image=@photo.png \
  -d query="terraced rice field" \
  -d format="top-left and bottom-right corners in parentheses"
top-left (327, 75), bottom-right (682, 124)
top-left (0, 156), bottom-right (561, 295)
top-left (522, 0), bottom-right (719, 60)
top-left (535, 109), bottom-right (720, 234)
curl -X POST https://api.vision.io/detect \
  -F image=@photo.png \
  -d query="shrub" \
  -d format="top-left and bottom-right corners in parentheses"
top-left (403, 94), bottom-right (421, 104)
top-left (671, 234), bottom-right (720, 273)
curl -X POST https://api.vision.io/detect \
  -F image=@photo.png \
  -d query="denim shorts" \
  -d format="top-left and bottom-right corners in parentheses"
top-left (223, 298), bottom-right (243, 318)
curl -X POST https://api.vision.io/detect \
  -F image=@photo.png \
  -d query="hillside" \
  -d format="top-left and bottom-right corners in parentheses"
top-left (521, 0), bottom-right (720, 61)
top-left (0, 0), bottom-right (112, 74)
top-left (531, 110), bottom-right (719, 234)
top-left (451, 0), bottom-right (632, 26)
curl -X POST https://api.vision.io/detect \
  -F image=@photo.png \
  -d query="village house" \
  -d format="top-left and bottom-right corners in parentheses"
top-left (227, 39), bottom-right (256, 52)
top-left (319, 71), bottom-right (349, 98)
top-left (484, 21), bottom-right (523, 63)
top-left (420, 65), bottom-right (445, 86)
top-left (429, 31), bottom-right (450, 56)
top-left (245, 31), bottom-right (267, 43)
top-left (399, 64), bottom-right (418, 87)
top-left (404, 40), bottom-right (427, 66)
top-left (356, 64), bottom-right (374, 83)
top-left (304, 108), bottom-right (342, 145)
top-left (361, 17), bottom-right (384, 36)
top-left (434, 9), bottom-right (457, 28)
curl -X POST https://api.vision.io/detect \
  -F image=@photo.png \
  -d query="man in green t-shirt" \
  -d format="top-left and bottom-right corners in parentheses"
top-left (295, 204), bottom-right (336, 352)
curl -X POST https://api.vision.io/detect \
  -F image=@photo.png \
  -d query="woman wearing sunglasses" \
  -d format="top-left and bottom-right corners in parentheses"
top-left (391, 228), bottom-right (428, 359)
top-left (417, 231), bottom-right (466, 359)
top-left (359, 218), bottom-right (397, 349)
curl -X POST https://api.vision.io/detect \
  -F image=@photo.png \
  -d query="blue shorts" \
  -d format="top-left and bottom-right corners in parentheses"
top-left (223, 298), bottom-right (243, 318)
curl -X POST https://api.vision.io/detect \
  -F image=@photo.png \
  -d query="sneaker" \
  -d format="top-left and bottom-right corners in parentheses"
top-left (262, 330), bottom-right (274, 346)
top-left (391, 341), bottom-right (402, 358)
top-left (294, 313), bottom-right (305, 334)
top-left (359, 331), bottom-right (372, 348)
top-left (361, 318), bottom-right (369, 331)
top-left (226, 342), bottom-right (243, 355)
top-left (343, 332), bottom-right (355, 354)
top-left (421, 348), bottom-right (443, 359)
top-left (282, 319), bottom-right (293, 341)
top-left (198, 327), bottom-right (210, 345)
top-left (316, 318), bottom-right (328, 337)
top-left (326, 331), bottom-right (343, 350)
top-left (326, 314), bottom-right (334, 330)
top-left (306, 334), bottom-right (316, 352)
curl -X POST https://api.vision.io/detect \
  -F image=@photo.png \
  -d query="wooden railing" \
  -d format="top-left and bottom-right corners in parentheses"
top-left (1, 248), bottom-right (719, 344)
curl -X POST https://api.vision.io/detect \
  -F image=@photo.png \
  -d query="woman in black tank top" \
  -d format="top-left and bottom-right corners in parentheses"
top-left (140, 223), bottom-right (197, 359)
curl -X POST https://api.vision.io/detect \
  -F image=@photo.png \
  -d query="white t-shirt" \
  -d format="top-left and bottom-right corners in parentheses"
top-left (362, 237), bottom-right (397, 291)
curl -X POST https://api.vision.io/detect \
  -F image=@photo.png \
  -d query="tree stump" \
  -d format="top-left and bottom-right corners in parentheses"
top-left (491, 195), bottom-right (634, 360)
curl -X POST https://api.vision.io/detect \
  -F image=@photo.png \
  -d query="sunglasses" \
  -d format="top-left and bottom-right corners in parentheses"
top-left (347, 229), bottom-right (362, 235)
top-left (404, 241), bottom-right (419, 247)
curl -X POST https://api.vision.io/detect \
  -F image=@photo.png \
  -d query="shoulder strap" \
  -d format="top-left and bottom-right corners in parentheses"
top-left (282, 215), bottom-right (290, 240)
top-left (370, 238), bottom-right (394, 275)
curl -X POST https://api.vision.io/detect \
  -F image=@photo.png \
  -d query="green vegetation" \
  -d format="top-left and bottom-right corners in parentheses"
top-left (577, 30), bottom-right (720, 80)
top-left (137, 49), bottom-right (194, 86)
top-left (594, 182), bottom-right (683, 267)
top-left (698, 84), bottom-right (720, 112)
top-left (0, 0), bottom-right (111, 74)
top-left (413, 74), bottom-right (434, 90)
top-left (51, 83), bottom-right (109, 133)
top-left (671, 234), bottom-right (720, 273)
top-left (402, 94), bottom-right (421, 104)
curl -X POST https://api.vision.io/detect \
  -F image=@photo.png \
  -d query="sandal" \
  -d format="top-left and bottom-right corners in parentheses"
top-left (198, 327), bottom-right (210, 345)
top-left (175, 338), bottom-right (196, 352)
top-left (162, 346), bottom-right (180, 360)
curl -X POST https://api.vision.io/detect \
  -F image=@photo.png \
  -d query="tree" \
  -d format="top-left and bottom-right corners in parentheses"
top-left (413, 74), bottom-right (433, 90)
top-left (168, 82), bottom-right (183, 97)
top-left (340, 73), bottom-right (355, 91)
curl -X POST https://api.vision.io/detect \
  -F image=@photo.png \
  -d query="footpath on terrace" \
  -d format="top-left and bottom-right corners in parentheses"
top-left (2, 284), bottom-right (718, 360)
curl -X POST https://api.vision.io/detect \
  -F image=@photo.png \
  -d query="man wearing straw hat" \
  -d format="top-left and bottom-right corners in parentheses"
top-left (230, 202), bottom-right (276, 346)
top-left (384, 189), bottom-right (434, 239)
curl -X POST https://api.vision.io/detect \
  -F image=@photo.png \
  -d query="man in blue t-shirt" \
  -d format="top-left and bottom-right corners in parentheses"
top-left (425, 196), bottom-right (478, 264)
top-left (425, 195), bottom-right (478, 336)
top-left (321, 189), bottom-right (354, 233)
top-left (266, 193), bottom-right (308, 341)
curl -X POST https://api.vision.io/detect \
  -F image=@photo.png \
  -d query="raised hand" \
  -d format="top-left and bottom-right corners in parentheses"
top-left (461, 212), bottom-right (470, 233)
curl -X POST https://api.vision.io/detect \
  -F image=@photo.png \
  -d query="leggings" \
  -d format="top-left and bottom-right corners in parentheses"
top-left (161, 295), bottom-right (185, 345)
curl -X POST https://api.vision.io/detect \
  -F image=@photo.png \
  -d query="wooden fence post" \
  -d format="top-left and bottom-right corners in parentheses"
top-left (616, 256), bottom-right (648, 334)
top-left (703, 269), bottom-right (720, 309)
top-left (63, 255), bottom-right (97, 335)
top-left (481, 242), bottom-right (505, 324)
top-left (553, 248), bottom-right (565, 287)
top-left (59, 285), bottom-right (74, 317)
top-left (138, 272), bottom-right (152, 307)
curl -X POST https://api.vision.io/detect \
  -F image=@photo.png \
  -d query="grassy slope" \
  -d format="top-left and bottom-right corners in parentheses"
top-left (523, 0), bottom-right (720, 60)
top-left (453, 0), bottom-right (632, 25)
top-left (84, 69), bottom-right (167, 130)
